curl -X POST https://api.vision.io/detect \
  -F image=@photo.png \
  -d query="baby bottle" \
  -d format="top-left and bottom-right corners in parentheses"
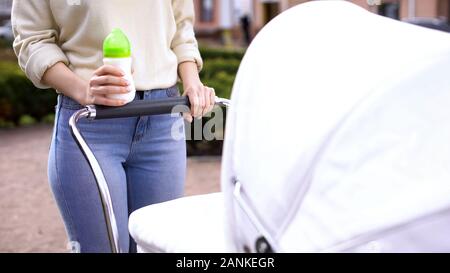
top-left (103, 28), bottom-right (136, 103)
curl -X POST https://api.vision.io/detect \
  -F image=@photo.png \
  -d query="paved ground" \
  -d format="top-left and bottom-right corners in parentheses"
top-left (0, 125), bottom-right (221, 253)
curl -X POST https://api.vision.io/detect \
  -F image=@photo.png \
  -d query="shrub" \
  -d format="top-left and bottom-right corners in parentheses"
top-left (0, 118), bottom-right (14, 128)
top-left (199, 55), bottom-right (241, 100)
top-left (201, 59), bottom-right (240, 81)
top-left (18, 114), bottom-right (37, 126)
top-left (0, 39), bottom-right (12, 49)
top-left (0, 61), bottom-right (57, 127)
top-left (41, 113), bottom-right (55, 124)
top-left (199, 47), bottom-right (245, 60)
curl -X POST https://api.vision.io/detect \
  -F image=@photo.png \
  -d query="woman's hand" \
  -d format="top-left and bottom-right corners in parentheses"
top-left (42, 62), bottom-right (130, 107)
top-left (179, 62), bottom-right (215, 122)
top-left (79, 65), bottom-right (130, 106)
top-left (182, 81), bottom-right (215, 123)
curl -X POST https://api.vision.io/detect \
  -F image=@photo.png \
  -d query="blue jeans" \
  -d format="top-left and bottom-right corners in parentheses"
top-left (48, 86), bottom-right (186, 253)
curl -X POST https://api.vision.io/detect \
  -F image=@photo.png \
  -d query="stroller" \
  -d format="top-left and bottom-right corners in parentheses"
top-left (71, 1), bottom-right (450, 253)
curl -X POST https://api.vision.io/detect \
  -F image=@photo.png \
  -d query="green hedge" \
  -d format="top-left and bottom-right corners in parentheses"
top-left (199, 47), bottom-right (245, 61)
top-left (200, 59), bottom-right (240, 100)
top-left (0, 61), bottom-right (57, 127)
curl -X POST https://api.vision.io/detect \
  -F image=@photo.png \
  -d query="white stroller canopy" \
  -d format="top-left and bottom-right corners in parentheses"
top-left (129, 1), bottom-right (450, 253)
top-left (221, 1), bottom-right (450, 252)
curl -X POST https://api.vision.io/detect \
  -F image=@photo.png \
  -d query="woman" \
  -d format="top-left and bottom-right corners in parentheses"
top-left (12, 0), bottom-right (214, 253)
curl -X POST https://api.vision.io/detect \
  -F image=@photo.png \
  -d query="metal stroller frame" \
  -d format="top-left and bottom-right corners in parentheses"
top-left (69, 96), bottom-right (230, 253)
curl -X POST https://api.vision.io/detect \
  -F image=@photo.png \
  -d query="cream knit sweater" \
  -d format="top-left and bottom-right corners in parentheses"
top-left (12, 0), bottom-right (203, 90)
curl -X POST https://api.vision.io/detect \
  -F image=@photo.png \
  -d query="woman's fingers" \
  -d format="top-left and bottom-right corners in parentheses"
top-left (94, 65), bottom-right (125, 77)
top-left (197, 87), bottom-right (206, 118)
top-left (93, 95), bottom-right (126, 107)
top-left (90, 75), bottom-right (129, 87)
top-left (186, 89), bottom-right (200, 118)
top-left (183, 85), bottom-right (217, 120)
top-left (85, 65), bottom-right (129, 106)
top-left (202, 86), bottom-right (211, 116)
top-left (200, 86), bottom-right (216, 115)
top-left (208, 87), bottom-right (216, 113)
top-left (91, 85), bottom-right (129, 95)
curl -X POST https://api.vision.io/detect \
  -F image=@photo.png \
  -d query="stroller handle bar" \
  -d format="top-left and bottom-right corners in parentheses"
top-left (86, 96), bottom-right (230, 120)
top-left (69, 95), bottom-right (230, 253)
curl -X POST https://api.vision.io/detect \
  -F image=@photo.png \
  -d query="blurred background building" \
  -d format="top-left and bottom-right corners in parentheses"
top-left (193, 0), bottom-right (450, 46)
top-left (0, 0), bottom-right (448, 44)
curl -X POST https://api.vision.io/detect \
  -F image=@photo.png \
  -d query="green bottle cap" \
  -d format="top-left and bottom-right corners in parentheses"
top-left (103, 28), bottom-right (131, 58)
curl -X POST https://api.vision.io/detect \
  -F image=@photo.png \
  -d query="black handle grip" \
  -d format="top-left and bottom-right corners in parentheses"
top-left (94, 96), bottom-right (190, 120)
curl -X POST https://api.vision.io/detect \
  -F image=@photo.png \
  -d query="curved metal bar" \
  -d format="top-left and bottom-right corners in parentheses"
top-left (67, 96), bottom-right (230, 253)
top-left (215, 96), bottom-right (231, 108)
top-left (69, 107), bottom-right (121, 253)
top-left (233, 180), bottom-right (279, 252)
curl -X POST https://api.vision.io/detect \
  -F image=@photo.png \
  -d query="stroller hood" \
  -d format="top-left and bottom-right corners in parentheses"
top-left (221, 1), bottom-right (450, 252)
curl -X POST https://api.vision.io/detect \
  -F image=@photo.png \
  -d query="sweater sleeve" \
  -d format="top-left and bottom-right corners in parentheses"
top-left (171, 0), bottom-right (203, 72)
top-left (12, 0), bottom-right (69, 89)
